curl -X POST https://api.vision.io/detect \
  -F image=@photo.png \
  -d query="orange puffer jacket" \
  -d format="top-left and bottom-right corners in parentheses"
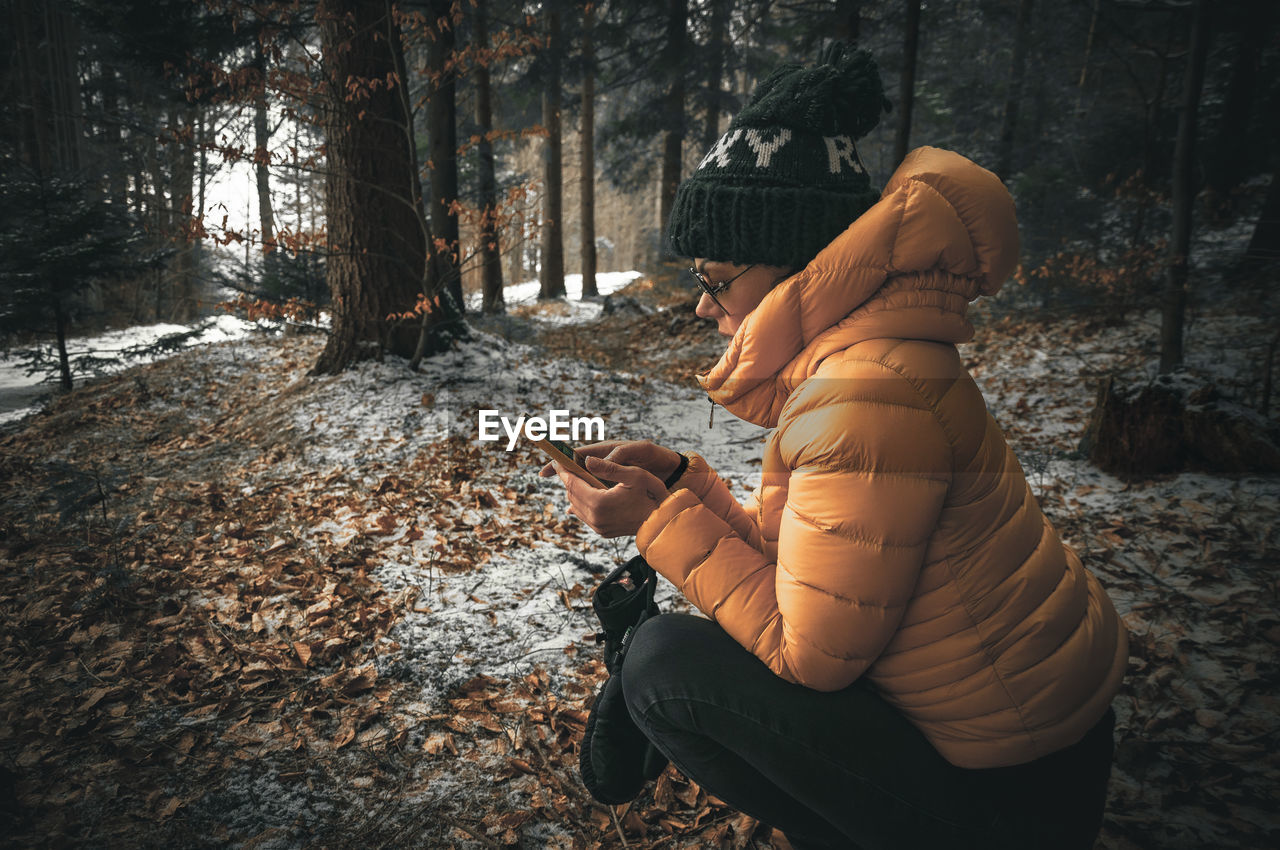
top-left (637, 146), bottom-right (1128, 770)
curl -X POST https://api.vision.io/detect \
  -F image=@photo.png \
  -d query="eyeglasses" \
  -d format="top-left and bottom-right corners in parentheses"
top-left (688, 264), bottom-right (754, 316)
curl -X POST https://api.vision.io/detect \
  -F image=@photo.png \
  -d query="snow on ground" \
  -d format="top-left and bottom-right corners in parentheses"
top-left (466, 271), bottom-right (644, 324)
top-left (8, 249), bottom-right (1276, 845)
top-left (0, 313), bottom-right (258, 424)
top-left (220, 317), bottom-right (764, 709)
top-left (74, 307), bottom-right (767, 844)
top-left (956, 299), bottom-right (1280, 847)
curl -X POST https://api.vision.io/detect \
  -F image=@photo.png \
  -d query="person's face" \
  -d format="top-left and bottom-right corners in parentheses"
top-left (691, 259), bottom-right (793, 337)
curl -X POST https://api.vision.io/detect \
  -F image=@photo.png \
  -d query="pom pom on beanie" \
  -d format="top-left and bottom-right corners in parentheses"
top-left (740, 43), bottom-right (892, 138)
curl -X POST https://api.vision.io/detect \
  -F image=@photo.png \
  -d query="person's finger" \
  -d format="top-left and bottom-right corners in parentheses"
top-left (539, 461), bottom-right (556, 477)
top-left (602, 444), bottom-right (643, 465)
top-left (585, 454), bottom-right (634, 483)
top-left (585, 457), bottom-right (669, 506)
top-left (558, 463), bottom-right (596, 506)
top-left (574, 440), bottom-right (627, 459)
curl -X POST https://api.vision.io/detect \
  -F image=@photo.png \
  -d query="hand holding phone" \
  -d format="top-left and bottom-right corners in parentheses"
top-left (551, 440), bottom-right (682, 478)
top-left (533, 437), bottom-right (611, 489)
top-left (543, 444), bottom-right (676, 539)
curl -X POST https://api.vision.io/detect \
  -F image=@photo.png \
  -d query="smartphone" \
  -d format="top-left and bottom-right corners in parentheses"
top-left (533, 437), bottom-right (611, 489)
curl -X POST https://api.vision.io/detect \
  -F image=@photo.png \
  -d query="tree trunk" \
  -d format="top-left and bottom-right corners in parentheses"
top-left (1082, 374), bottom-right (1280, 476)
top-left (168, 107), bottom-right (197, 321)
top-left (146, 120), bottom-right (167, 321)
top-left (1245, 174), bottom-right (1280, 260)
top-left (1130, 18), bottom-right (1178, 248)
top-left (391, 9), bottom-right (461, 369)
top-left (53, 295), bottom-right (72, 390)
top-left (312, 0), bottom-right (426, 374)
top-left (657, 0), bottom-right (688, 260)
top-left (508, 217), bottom-right (523, 286)
top-left (995, 0), bottom-right (1035, 180)
top-left (427, 0), bottom-right (464, 315)
top-left (580, 2), bottom-right (598, 298)
top-left (833, 0), bottom-right (861, 43)
top-left (292, 122), bottom-right (304, 232)
top-left (1160, 0), bottom-right (1211, 375)
top-left (195, 107), bottom-right (206, 277)
top-left (474, 0), bottom-right (505, 313)
top-left (893, 0), bottom-right (921, 169)
top-left (539, 10), bottom-right (565, 299)
top-left (1073, 0), bottom-right (1101, 119)
top-left (12, 0), bottom-right (83, 177)
top-left (253, 38), bottom-right (276, 264)
top-left (1205, 0), bottom-right (1269, 207)
top-left (701, 0), bottom-right (728, 157)
top-left (130, 73), bottom-right (149, 221)
top-left (100, 68), bottom-right (128, 203)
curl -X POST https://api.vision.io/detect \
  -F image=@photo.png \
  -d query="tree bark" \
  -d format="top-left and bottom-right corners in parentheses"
top-left (426, 0), bottom-right (464, 315)
top-left (390, 4), bottom-right (460, 369)
top-left (700, 0), bottom-right (728, 157)
top-left (508, 216), bottom-right (523, 286)
top-left (1245, 174), bottom-right (1280, 261)
top-left (995, 0), bottom-right (1035, 180)
top-left (53, 295), bottom-right (72, 390)
top-left (253, 38), bottom-right (276, 264)
top-left (833, 0), bottom-right (862, 43)
top-left (195, 107), bottom-right (206, 277)
top-left (12, 0), bottom-right (83, 177)
top-left (580, 2), bottom-right (598, 298)
top-left (473, 0), bottom-right (505, 313)
top-left (312, 0), bottom-right (426, 374)
top-left (1074, 0), bottom-right (1101, 118)
top-left (1130, 17), bottom-right (1178, 248)
top-left (1206, 0), bottom-right (1269, 206)
top-left (100, 68), bottom-right (128, 202)
top-left (1160, 0), bottom-right (1212, 375)
top-left (657, 0), bottom-right (688, 260)
top-left (1082, 374), bottom-right (1280, 476)
top-left (145, 120), bottom-right (166, 320)
top-left (893, 0), bottom-right (921, 169)
top-left (168, 107), bottom-right (197, 321)
top-left (539, 9), bottom-right (565, 299)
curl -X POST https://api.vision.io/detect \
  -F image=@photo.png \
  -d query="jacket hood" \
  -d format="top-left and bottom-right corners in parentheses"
top-left (698, 146), bottom-right (1019, 427)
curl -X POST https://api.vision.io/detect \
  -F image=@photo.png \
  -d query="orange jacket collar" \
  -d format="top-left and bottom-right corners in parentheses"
top-left (698, 146), bottom-right (1020, 428)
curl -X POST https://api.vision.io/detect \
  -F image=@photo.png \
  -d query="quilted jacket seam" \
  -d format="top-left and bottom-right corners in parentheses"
top-left (938, 553), bottom-right (1038, 744)
top-left (787, 503), bottom-right (928, 549)
top-left (777, 560), bottom-right (906, 609)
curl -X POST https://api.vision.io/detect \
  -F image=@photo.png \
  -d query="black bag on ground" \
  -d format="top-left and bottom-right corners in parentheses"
top-left (579, 556), bottom-right (669, 804)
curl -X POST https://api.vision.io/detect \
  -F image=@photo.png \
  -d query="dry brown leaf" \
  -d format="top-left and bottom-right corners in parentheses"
top-left (333, 720), bottom-right (357, 749)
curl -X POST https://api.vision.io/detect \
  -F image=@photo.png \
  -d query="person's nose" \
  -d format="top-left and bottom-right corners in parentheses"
top-left (695, 292), bottom-right (722, 320)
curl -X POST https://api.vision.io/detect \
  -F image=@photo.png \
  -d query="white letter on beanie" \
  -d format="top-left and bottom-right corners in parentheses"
top-left (824, 136), bottom-right (863, 175)
top-left (744, 128), bottom-right (793, 168)
top-left (698, 129), bottom-right (743, 171)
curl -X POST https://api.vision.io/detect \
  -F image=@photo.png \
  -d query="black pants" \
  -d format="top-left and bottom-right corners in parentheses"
top-left (621, 614), bottom-right (1115, 850)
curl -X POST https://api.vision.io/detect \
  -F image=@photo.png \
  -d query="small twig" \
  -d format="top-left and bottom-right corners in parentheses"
top-left (610, 804), bottom-right (631, 848)
top-left (77, 655), bottom-right (108, 686)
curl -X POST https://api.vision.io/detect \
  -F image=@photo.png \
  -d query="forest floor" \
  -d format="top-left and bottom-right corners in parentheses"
top-left (2, 255), bottom-right (1278, 849)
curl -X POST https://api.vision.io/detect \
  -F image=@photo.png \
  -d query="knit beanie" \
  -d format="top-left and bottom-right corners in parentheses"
top-left (667, 42), bottom-right (891, 269)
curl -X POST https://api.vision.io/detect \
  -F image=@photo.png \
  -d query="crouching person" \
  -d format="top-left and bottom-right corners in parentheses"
top-left (546, 43), bottom-right (1127, 850)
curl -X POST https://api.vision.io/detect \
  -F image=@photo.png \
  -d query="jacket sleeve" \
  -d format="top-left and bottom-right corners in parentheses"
top-left (666, 452), bottom-right (763, 551)
top-left (636, 359), bottom-right (952, 691)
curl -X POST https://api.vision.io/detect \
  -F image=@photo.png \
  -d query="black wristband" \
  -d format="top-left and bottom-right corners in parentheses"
top-left (662, 453), bottom-right (689, 489)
